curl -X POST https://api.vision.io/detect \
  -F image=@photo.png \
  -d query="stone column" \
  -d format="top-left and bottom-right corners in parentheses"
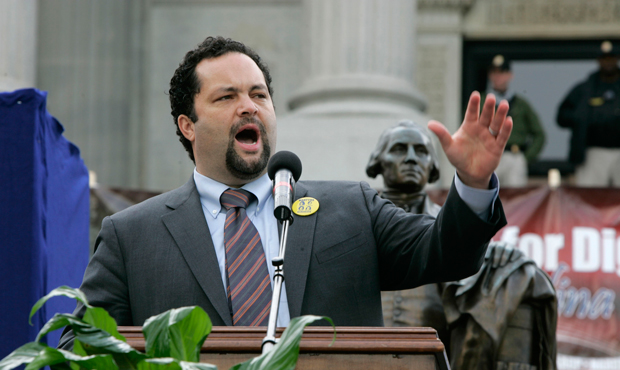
top-left (289, 0), bottom-right (426, 115)
top-left (0, 0), bottom-right (37, 92)
top-left (37, 1), bottom-right (138, 189)
top-left (277, 0), bottom-right (430, 186)
top-left (416, 0), bottom-right (473, 187)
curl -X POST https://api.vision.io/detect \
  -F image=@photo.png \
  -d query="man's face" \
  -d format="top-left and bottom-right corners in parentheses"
top-left (488, 69), bottom-right (513, 93)
top-left (181, 52), bottom-right (277, 186)
top-left (380, 127), bottom-right (434, 192)
top-left (598, 55), bottom-right (619, 74)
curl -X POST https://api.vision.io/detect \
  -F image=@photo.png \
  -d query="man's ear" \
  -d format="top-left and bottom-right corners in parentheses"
top-left (178, 115), bottom-right (195, 142)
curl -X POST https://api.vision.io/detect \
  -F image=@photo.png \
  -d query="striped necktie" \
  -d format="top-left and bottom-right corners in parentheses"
top-left (220, 188), bottom-right (272, 326)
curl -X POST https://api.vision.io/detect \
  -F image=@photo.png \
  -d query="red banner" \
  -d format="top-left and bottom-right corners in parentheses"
top-left (429, 186), bottom-right (620, 368)
top-left (494, 186), bottom-right (620, 367)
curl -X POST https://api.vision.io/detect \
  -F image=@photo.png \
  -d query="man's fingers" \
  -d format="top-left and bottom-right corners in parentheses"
top-left (464, 91), bottom-right (481, 125)
top-left (488, 99), bottom-right (509, 137)
top-left (427, 120), bottom-right (453, 150)
top-left (479, 93), bottom-right (496, 128)
top-left (497, 116), bottom-right (513, 146)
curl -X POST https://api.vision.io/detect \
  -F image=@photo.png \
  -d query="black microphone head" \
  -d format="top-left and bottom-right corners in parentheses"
top-left (268, 151), bottom-right (302, 181)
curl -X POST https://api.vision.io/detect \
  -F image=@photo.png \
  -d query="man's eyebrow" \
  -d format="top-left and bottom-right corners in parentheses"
top-left (215, 86), bottom-right (240, 94)
top-left (250, 84), bottom-right (268, 91)
top-left (214, 85), bottom-right (267, 94)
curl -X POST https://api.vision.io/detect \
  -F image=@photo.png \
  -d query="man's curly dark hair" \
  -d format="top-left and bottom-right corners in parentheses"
top-left (168, 36), bottom-right (274, 163)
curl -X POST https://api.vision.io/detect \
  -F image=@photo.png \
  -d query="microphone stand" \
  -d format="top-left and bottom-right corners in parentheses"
top-left (261, 216), bottom-right (292, 354)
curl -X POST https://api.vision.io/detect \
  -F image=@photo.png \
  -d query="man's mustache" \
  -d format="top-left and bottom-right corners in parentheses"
top-left (229, 117), bottom-right (267, 138)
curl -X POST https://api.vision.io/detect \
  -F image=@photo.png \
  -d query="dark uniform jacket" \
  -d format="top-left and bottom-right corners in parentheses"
top-left (481, 93), bottom-right (545, 163)
top-left (557, 70), bottom-right (620, 164)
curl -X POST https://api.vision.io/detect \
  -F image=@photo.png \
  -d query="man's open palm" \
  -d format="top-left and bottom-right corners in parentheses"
top-left (428, 91), bottom-right (513, 189)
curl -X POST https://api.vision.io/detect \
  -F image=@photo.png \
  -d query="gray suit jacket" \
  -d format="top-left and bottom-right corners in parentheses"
top-left (59, 177), bottom-right (505, 347)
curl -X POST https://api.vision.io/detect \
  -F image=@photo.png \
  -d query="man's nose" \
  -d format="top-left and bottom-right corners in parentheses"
top-left (404, 146), bottom-right (418, 163)
top-left (237, 95), bottom-right (258, 116)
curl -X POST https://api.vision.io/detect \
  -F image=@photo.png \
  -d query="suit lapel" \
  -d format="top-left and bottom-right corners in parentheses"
top-left (283, 182), bottom-right (316, 318)
top-left (161, 179), bottom-right (232, 325)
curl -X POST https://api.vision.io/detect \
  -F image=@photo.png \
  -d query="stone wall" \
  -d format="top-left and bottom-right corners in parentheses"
top-left (2, 0), bottom-right (616, 190)
top-left (463, 0), bottom-right (620, 38)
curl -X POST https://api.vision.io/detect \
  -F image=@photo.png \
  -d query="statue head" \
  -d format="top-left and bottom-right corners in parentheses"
top-left (366, 120), bottom-right (440, 193)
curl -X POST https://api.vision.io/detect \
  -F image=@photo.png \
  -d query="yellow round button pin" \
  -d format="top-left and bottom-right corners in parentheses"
top-left (292, 197), bottom-right (319, 216)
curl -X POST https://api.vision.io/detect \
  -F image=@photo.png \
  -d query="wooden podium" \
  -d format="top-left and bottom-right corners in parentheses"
top-left (119, 326), bottom-right (450, 370)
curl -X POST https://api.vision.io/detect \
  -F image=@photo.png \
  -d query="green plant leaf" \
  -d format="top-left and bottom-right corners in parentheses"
top-left (73, 339), bottom-right (87, 356)
top-left (36, 312), bottom-right (126, 345)
top-left (0, 343), bottom-right (116, 370)
top-left (168, 307), bottom-right (211, 362)
top-left (136, 358), bottom-right (217, 370)
top-left (138, 358), bottom-right (181, 370)
top-left (143, 306), bottom-right (211, 361)
top-left (0, 342), bottom-right (48, 370)
top-left (29, 286), bottom-right (126, 349)
top-left (40, 313), bottom-right (145, 368)
top-left (137, 358), bottom-right (182, 370)
top-left (73, 324), bottom-right (146, 366)
top-left (60, 349), bottom-right (118, 370)
top-left (83, 306), bottom-right (126, 341)
top-left (178, 361), bottom-right (218, 370)
top-left (24, 347), bottom-right (68, 370)
top-left (30, 312), bottom-right (142, 369)
top-left (24, 347), bottom-right (117, 370)
top-left (35, 313), bottom-right (82, 342)
top-left (143, 310), bottom-right (172, 358)
top-left (29, 286), bottom-right (90, 325)
top-left (67, 360), bottom-right (81, 370)
top-left (230, 315), bottom-right (334, 370)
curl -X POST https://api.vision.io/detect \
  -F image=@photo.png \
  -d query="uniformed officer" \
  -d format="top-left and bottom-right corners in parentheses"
top-left (557, 41), bottom-right (620, 186)
top-left (482, 55), bottom-right (546, 187)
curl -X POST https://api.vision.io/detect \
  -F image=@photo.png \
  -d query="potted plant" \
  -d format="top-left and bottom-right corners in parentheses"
top-left (0, 286), bottom-right (333, 370)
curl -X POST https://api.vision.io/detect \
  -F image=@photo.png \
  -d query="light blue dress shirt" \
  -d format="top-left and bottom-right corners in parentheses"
top-left (194, 170), bottom-right (290, 327)
top-left (193, 169), bottom-right (499, 327)
top-left (454, 171), bottom-right (500, 220)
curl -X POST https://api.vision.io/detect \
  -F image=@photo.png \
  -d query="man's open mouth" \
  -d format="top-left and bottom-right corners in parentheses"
top-left (234, 125), bottom-right (261, 150)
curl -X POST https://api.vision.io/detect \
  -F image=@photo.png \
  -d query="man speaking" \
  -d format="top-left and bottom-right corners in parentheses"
top-left (60, 36), bottom-right (512, 346)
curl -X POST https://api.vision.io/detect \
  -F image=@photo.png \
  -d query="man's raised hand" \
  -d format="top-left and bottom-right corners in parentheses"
top-left (427, 91), bottom-right (513, 189)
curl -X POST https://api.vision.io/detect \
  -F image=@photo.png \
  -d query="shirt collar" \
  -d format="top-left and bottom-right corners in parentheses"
top-left (193, 168), bottom-right (272, 219)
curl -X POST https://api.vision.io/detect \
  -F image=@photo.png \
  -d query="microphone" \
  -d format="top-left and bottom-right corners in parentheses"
top-left (267, 151), bottom-right (302, 221)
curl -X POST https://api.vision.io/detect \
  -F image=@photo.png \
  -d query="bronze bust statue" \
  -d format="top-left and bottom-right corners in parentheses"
top-left (367, 120), bottom-right (557, 370)
top-left (366, 120), bottom-right (447, 339)
top-left (366, 120), bottom-right (441, 216)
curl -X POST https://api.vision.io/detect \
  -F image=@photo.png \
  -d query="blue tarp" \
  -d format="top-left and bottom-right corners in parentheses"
top-left (0, 88), bottom-right (89, 356)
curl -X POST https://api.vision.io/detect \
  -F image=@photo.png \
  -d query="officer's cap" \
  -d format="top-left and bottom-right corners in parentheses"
top-left (489, 54), bottom-right (511, 72)
top-left (599, 41), bottom-right (617, 58)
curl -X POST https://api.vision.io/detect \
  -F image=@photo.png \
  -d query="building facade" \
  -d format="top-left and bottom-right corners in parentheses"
top-left (2, 0), bottom-right (619, 191)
